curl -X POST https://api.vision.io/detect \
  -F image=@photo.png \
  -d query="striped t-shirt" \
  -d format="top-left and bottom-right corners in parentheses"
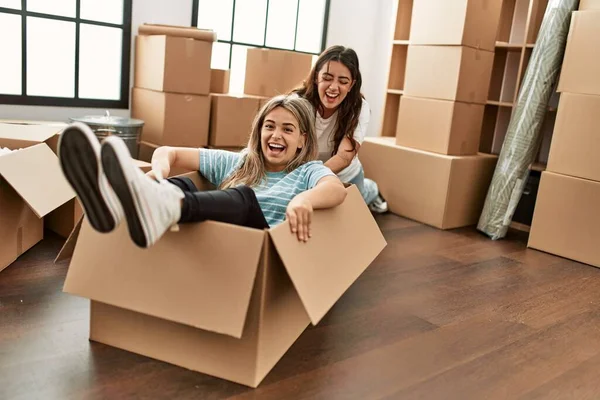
top-left (199, 148), bottom-right (335, 227)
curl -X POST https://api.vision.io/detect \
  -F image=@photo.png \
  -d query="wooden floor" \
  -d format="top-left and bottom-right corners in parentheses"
top-left (1, 213), bottom-right (600, 399)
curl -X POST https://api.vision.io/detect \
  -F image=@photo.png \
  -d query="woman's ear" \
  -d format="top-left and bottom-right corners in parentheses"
top-left (298, 133), bottom-right (307, 149)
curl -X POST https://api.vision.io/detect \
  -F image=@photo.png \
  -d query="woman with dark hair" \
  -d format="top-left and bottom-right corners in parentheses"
top-left (292, 45), bottom-right (387, 213)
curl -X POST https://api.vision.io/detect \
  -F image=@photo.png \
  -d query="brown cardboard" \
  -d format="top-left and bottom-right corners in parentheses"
top-left (244, 48), bottom-right (313, 97)
top-left (0, 141), bottom-right (75, 272)
top-left (62, 180), bottom-right (386, 387)
top-left (528, 172), bottom-right (600, 267)
top-left (361, 137), bottom-right (498, 229)
top-left (409, 0), bottom-right (503, 52)
top-left (209, 94), bottom-right (266, 147)
top-left (395, 96), bottom-right (484, 155)
top-left (404, 45), bottom-right (495, 105)
top-left (546, 93), bottom-right (600, 181)
top-left (134, 35), bottom-right (212, 95)
top-left (137, 141), bottom-right (194, 177)
top-left (557, 11), bottom-right (600, 96)
top-left (132, 88), bottom-right (210, 148)
top-left (580, 0), bottom-right (600, 10)
top-left (210, 69), bottom-right (230, 94)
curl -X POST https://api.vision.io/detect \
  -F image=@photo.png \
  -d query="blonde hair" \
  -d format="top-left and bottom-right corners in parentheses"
top-left (220, 95), bottom-right (318, 189)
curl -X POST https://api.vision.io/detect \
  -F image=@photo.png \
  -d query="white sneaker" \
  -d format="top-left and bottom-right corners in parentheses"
top-left (58, 122), bottom-right (124, 233)
top-left (100, 136), bottom-right (184, 248)
top-left (369, 194), bottom-right (389, 214)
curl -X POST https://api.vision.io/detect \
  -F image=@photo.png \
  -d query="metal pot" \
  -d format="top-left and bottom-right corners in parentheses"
top-left (69, 111), bottom-right (145, 158)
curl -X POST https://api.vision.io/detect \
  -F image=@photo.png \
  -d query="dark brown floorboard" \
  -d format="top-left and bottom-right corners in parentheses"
top-left (1, 213), bottom-right (598, 400)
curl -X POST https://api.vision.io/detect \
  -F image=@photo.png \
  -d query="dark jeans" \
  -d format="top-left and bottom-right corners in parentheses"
top-left (167, 176), bottom-right (269, 230)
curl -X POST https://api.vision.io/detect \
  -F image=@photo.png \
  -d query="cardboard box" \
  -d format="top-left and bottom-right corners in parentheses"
top-left (557, 11), bottom-right (600, 96)
top-left (546, 93), bottom-right (600, 181)
top-left (132, 87), bottom-right (210, 148)
top-left (210, 69), bottom-right (230, 94)
top-left (137, 141), bottom-right (195, 177)
top-left (0, 137), bottom-right (75, 272)
top-left (409, 0), bottom-right (502, 52)
top-left (0, 122), bottom-right (64, 154)
top-left (209, 94), bottom-right (267, 147)
top-left (529, 172), bottom-right (600, 267)
top-left (244, 48), bottom-right (312, 97)
top-left (61, 174), bottom-right (386, 387)
top-left (580, 0), bottom-right (600, 10)
top-left (360, 137), bottom-right (498, 229)
top-left (134, 35), bottom-right (212, 95)
top-left (404, 45), bottom-right (494, 105)
top-left (395, 96), bottom-right (484, 155)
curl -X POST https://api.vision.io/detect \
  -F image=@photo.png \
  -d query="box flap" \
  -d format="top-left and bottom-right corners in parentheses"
top-left (0, 144), bottom-right (75, 218)
top-left (0, 122), bottom-right (64, 143)
top-left (63, 219), bottom-right (266, 339)
top-left (268, 185), bottom-right (387, 325)
top-left (54, 216), bottom-right (83, 264)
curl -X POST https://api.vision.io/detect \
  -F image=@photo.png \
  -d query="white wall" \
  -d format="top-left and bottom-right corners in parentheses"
top-left (0, 0), bottom-right (193, 122)
top-left (325, 0), bottom-right (394, 137)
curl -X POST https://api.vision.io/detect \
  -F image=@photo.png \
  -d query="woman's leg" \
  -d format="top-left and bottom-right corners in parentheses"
top-left (347, 168), bottom-right (379, 205)
top-left (166, 176), bottom-right (268, 229)
top-left (347, 167), bottom-right (388, 213)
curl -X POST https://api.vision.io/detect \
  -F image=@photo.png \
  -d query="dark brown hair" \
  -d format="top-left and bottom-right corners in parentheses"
top-left (292, 45), bottom-right (363, 157)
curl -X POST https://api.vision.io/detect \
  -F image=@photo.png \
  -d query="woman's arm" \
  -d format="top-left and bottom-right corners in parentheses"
top-left (323, 99), bottom-right (370, 174)
top-left (324, 136), bottom-right (359, 174)
top-left (286, 175), bottom-right (347, 242)
top-left (147, 146), bottom-right (201, 179)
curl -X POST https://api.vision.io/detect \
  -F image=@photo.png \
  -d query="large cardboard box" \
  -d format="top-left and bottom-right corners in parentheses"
top-left (580, 0), bottom-right (600, 10)
top-left (210, 69), bottom-right (230, 94)
top-left (137, 141), bottom-right (196, 177)
top-left (0, 136), bottom-right (75, 272)
top-left (134, 35), bottom-right (212, 95)
top-left (546, 93), bottom-right (600, 181)
top-left (209, 94), bottom-right (268, 147)
top-left (360, 137), bottom-right (497, 229)
top-left (62, 175), bottom-right (386, 387)
top-left (529, 172), bottom-right (600, 267)
top-left (395, 96), bottom-right (484, 155)
top-left (557, 11), bottom-right (600, 96)
top-left (404, 45), bottom-right (494, 105)
top-left (409, 0), bottom-right (502, 52)
top-left (132, 87), bottom-right (210, 148)
top-left (244, 48), bottom-right (312, 97)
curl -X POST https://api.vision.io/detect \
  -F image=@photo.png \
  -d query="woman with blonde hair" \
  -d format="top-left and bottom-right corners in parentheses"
top-left (58, 95), bottom-right (347, 248)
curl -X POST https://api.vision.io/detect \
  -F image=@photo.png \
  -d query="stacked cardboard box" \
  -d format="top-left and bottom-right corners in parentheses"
top-left (361, 0), bottom-right (502, 229)
top-left (132, 31), bottom-right (213, 149)
top-left (243, 48), bottom-right (313, 98)
top-left (528, 10), bottom-right (600, 267)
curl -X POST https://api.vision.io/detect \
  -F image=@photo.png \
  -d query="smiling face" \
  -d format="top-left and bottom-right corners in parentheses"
top-left (260, 106), bottom-right (306, 172)
top-left (316, 60), bottom-right (354, 116)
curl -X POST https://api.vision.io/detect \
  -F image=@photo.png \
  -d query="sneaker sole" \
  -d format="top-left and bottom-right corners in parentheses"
top-left (101, 139), bottom-right (149, 248)
top-left (58, 126), bottom-right (116, 233)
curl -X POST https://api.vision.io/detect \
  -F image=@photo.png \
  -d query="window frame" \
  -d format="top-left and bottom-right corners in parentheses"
top-left (191, 0), bottom-right (331, 68)
top-left (0, 0), bottom-right (133, 109)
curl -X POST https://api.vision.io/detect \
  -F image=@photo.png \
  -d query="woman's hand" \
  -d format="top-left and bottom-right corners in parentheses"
top-left (286, 196), bottom-right (314, 242)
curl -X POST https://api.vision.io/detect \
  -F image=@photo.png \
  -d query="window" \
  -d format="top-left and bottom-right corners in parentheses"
top-left (0, 0), bottom-right (132, 108)
top-left (192, 0), bottom-right (330, 94)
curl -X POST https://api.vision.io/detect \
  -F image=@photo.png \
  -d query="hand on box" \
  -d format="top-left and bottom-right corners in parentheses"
top-left (286, 197), bottom-right (313, 243)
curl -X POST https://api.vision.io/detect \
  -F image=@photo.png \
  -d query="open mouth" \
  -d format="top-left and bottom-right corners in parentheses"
top-left (267, 142), bottom-right (286, 154)
top-left (325, 92), bottom-right (339, 100)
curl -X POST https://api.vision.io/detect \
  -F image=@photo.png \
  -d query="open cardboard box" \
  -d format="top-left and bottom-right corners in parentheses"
top-left (61, 172), bottom-right (386, 387)
top-left (0, 128), bottom-right (75, 272)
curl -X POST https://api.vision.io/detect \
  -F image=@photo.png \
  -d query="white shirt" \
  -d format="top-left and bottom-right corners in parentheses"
top-left (315, 98), bottom-right (370, 183)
